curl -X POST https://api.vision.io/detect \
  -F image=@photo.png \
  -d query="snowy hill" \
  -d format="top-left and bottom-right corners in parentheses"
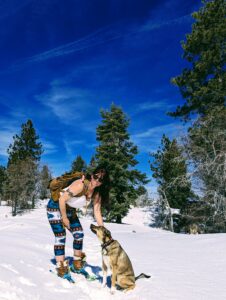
top-left (0, 202), bottom-right (225, 300)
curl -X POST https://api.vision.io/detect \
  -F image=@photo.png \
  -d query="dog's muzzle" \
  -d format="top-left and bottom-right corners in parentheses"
top-left (90, 224), bottom-right (97, 234)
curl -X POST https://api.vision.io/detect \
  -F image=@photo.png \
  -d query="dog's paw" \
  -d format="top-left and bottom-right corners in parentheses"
top-left (110, 287), bottom-right (116, 294)
top-left (101, 277), bottom-right (107, 288)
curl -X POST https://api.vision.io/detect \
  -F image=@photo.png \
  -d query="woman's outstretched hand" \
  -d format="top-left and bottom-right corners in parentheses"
top-left (62, 216), bottom-right (70, 229)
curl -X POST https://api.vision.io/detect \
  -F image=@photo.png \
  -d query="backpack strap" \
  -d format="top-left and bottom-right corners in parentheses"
top-left (65, 179), bottom-right (91, 215)
top-left (64, 178), bottom-right (90, 198)
top-left (75, 179), bottom-right (90, 197)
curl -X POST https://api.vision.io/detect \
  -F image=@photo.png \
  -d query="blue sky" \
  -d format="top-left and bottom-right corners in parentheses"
top-left (0, 0), bottom-right (201, 193)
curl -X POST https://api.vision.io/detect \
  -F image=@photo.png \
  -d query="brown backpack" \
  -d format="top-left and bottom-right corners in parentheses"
top-left (48, 171), bottom-right (88, 201)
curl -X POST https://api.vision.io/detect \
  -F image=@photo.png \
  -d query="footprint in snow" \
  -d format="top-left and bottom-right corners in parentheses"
top-left (18, 276), bottom-right (36, 286)
top-left (0, 263), bottom-right (19, 274)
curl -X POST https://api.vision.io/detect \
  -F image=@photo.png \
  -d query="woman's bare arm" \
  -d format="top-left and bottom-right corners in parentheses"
top-left (93, 192), bottom-right (104, 226)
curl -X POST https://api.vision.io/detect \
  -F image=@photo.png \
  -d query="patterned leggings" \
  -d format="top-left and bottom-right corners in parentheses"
top-left (47, 198), bottom-right (84, 256)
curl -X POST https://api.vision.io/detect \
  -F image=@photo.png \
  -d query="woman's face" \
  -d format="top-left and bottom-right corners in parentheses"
top-left (91, 173), bottom-right (103, 188)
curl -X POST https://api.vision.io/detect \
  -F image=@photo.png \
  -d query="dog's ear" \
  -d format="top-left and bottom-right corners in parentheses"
top-left (104, 227), bottom-right (112, 238)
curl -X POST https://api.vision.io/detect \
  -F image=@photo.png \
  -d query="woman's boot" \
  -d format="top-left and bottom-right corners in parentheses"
top-left (70, 254), bottom-right (97, 281)
top-left (56, 260), bottom-right (72, 279)
top-left (71, 252), bottom-right (86, 271)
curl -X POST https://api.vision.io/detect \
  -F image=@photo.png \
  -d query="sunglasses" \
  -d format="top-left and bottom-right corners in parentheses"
top-left (93, 174), bottom-right (103, 183)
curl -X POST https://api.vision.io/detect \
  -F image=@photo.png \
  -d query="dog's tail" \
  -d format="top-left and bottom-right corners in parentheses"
top-left (135, 273), bottom-right (151, 281)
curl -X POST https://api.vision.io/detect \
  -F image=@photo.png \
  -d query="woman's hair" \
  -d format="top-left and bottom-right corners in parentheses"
top-left (85, 165), bottom-right (111, 209)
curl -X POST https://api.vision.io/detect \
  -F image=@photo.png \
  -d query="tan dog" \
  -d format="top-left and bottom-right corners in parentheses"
top-left (189, 224), bottom-right (200, 234)
top-left (90, 224), bottom-right (150, 293)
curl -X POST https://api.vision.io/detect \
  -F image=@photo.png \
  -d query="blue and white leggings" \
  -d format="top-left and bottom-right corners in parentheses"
top-left (47, 198), bottom-right (84, 256)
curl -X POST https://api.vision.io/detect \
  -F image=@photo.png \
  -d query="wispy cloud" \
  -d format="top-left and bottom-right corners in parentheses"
top-left (131, 122), bottom-right (188, 153)
top-left (63, 138), bottom-right (98, 158)
top-left (36, 82), bottom-right (94, 125)
top-left (0, 128), bottom-right (57, 159)
top-left (8, 23), bottom-right (126, 72)
top-left (0, 110), bottom-right (58, 160)
top-left (0, 120), bottom-right (22, 160)
top-left (0, 129), bottom-right (14, 157)
top-left (41, 140), bottom-right (58, 156)
top-left (141, 13), bottom-right (191, 32)
top-left (132, 100), bottom-right (174, 116)
top-left (6, 13), bottom-right (192, 73)
top-left (63, 139), bottom-right (85, 157)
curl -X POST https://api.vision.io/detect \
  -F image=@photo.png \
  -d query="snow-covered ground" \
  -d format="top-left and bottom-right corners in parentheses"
top-left (0, 201), bottom-right (226, 300)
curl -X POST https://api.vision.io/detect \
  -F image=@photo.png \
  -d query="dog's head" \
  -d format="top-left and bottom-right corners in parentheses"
top-left (90, 224), bottom-right (112, 244)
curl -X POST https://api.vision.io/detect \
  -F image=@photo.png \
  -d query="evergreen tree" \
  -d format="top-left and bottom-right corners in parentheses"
top-left (168, 0), bottom-right (226, 232)
top-left (96, 104), bottom-right (149, 223)
top-left (169, 0), bottom-right (226, 120)
top-left (39, 165), bottom-right (52, 199)
top-left (89, 156), bottom-right (97, 168)
top-left (150, 135), bottom-right (193, 209)
top-left (6, 120), bottom-right (43, 213)
top-left (71, 155), bottom-right (87, 172)
top-left (86, 155), bottom-right (97, 175)
top-left (7, 119), bottom-right (43, 166)
top-left (0, 166), bottom-right (7, 204)
top-left (6, 158), bottom-right (38, 215)
top-left (150, 135), bottom-right (194, 231)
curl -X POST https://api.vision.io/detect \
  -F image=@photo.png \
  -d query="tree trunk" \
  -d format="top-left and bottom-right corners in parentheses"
top-left (12, 200), bottom-right (17, 216)
top-left (116, 215), bottom-right (122, 224)
top-left (162, 190), bottom-right (174, 232)
top-left (32, 195), bottom-right (35, 209)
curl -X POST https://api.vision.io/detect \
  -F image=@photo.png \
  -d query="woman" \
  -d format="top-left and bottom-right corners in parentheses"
top-left (47, 166), bottom-right (110, 280)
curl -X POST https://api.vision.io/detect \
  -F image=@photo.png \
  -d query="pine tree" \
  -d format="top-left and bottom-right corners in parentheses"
top-left (86, 155), bottom-right (97, 175)
top-left (39, 165), bottom-right (52, 199)
top-left (6, 120), bottom-right (43, 213)
top-left (96, 104), bottom-right (149, 223)
top-left (168, 0), bottom-right (226, 232)
top-left (7, 119), bottom-right (43, 166)
top-left (89, 156), bottom-right (97, 168)
top-left (6, 158), bottom-right (38, 215)
top-left (150, 135), bottom-right (194, 231)
top-left (169, 0), bottom-right (225, 120)
top-left (71, 155), bottom-right (87, 172)
top-left (150, 135), bottom-right (193, 209)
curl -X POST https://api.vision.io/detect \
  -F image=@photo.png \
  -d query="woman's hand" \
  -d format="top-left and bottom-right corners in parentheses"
top-left (62, 216), bottom-right (70, 229)
top-left (59, 180), bottom-right (84, 226)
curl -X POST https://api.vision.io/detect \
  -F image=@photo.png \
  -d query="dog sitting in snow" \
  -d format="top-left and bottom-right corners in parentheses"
top-left (90, 224), bottom-right (150, 293)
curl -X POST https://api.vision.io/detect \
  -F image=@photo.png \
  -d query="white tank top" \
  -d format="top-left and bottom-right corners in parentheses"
top-left (60, 186), bottom-right (91, 209)
top-left (66, 195), bottom-right (87, 208)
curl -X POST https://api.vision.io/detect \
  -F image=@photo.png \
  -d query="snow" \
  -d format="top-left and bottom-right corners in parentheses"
top-left (0, 201), bottom-right (226, 300)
